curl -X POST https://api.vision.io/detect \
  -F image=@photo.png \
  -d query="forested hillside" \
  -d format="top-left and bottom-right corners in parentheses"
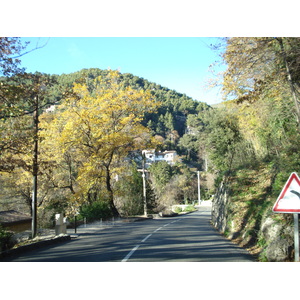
top-left (54, 68), bottom-right (210, 138)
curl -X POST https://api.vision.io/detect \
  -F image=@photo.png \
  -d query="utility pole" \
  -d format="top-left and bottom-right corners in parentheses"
top-left (31, 94), bottom-right (39, 239)
top-left (142, 154), bottom-right (147, 217)
top-left (197, 171), bottom-right (201, 206)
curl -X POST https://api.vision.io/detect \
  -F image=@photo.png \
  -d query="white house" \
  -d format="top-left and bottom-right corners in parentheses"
top-left (45, 105), bottom-right (56, 113)
top-left (142, 149), bottom-right (179, 167)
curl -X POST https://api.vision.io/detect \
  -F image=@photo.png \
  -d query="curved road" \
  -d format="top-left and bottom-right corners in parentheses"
top-left (3, 207), bottom-right (255, 262)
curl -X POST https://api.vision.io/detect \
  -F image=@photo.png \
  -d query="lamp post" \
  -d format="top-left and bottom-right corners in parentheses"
top-left (197, 171), bottom-right (201, 207)
top-left (137, 153), bottom-right (148, 217)
top-left (142, 154), bottom-right (148, 217)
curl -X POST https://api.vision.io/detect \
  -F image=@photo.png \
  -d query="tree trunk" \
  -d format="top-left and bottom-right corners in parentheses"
top-left (104, 152), bottom-right (120, 217)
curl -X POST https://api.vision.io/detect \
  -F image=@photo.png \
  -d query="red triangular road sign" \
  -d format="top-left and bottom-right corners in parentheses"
top-left (273, 172), bottom-right (300, 213)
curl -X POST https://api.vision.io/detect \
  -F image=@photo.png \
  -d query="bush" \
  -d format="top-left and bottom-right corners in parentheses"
top-left (183, 205), bottom-right (196, 212)
top-left (0, 225), bottom-right (13, 251)
top-left (173, 206), bottom-right (182, 214)
top-left (80, 201), bottom-right (113, 222)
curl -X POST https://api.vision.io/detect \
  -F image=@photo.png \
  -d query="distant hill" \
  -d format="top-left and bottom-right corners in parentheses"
top-left (53, 68), bottom-right (211, 138)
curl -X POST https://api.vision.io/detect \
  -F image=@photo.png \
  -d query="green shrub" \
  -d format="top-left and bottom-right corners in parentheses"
top-left (80, 201), bottom-right (113, 222)
top-left (173, 206), bottom-right (182, 213)
top-left (183, 205), bottom-right (196, 212)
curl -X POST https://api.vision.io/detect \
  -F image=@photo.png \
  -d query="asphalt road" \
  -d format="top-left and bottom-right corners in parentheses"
top-left (3, 207), bottom-right (255, 262)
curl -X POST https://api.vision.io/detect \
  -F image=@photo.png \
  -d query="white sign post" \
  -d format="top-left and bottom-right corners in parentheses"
top-left (294, 214), bottom-right (299, 262)
top-left (272, 172), bottom-right (300, 262)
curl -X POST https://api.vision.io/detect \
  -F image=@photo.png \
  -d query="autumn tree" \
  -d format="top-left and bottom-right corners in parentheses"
top-left (40, 70), bottom-right (160, 216)
top-left (222, 37), bottom-right (300, 128)
top-left (0, 38), bottom-right (50, 119)
top-left (0, 73), bottom-right (61, 231)
top-left (0, 37), bottom-right (27, 76)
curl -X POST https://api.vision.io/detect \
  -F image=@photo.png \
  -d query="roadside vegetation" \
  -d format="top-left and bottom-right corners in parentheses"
top-left (207, 38), bottom-right (300, 261)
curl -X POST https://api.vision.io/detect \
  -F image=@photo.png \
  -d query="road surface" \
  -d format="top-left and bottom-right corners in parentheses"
top-left (3, 207), bottom-right (255, 262)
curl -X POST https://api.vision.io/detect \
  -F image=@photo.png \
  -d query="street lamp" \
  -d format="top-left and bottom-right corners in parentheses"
top-left (142, 154), bottom-right (148, 217)
top-left (137, 154), bottom-right (148, 217)
top-left (142, 170), bottom-right (147, 216)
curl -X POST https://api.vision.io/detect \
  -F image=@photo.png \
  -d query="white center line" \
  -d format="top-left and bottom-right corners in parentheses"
top-left (122, 245), bottom-right (140, 262)
top-left (121, 221), bottom-right (179, 262)
top-left (141, 233), bottom-right (152, 242)
top-left (154, 227), bottom-right (162, 232)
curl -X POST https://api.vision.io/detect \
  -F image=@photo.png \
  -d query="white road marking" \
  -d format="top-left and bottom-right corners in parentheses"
top-left (122, 245), bottom-right (140, 262)
top-left (141, 234), bottom-right (152, 242)
top-left (121, 220), bottom-right (180, 261)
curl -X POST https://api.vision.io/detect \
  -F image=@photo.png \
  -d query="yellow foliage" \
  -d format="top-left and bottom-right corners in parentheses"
top-left (39, 70), bottom-right (161, 208)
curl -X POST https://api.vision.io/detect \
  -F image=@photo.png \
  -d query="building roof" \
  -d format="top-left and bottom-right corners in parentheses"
top-left (143, 150), bottom-right (177, 154)
top-left (0, 210), bottom-right (32, 225)
top-left (162, 150), bottom-right (177, 154)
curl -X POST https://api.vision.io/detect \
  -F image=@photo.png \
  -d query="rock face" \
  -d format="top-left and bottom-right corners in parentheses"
top-left (212, 179), bottom-right (295, 262)
top-left (265, 239), bottom-right (293, 262)
top-left (260, 217), bottom-right (294, 261)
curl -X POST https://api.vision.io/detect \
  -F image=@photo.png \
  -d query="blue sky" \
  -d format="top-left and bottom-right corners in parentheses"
top-left (20, 37), bottom-right (225, 105)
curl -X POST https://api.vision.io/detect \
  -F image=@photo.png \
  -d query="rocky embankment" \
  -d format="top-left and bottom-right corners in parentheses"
top-left (211, 170), bottom-right (295, 262)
